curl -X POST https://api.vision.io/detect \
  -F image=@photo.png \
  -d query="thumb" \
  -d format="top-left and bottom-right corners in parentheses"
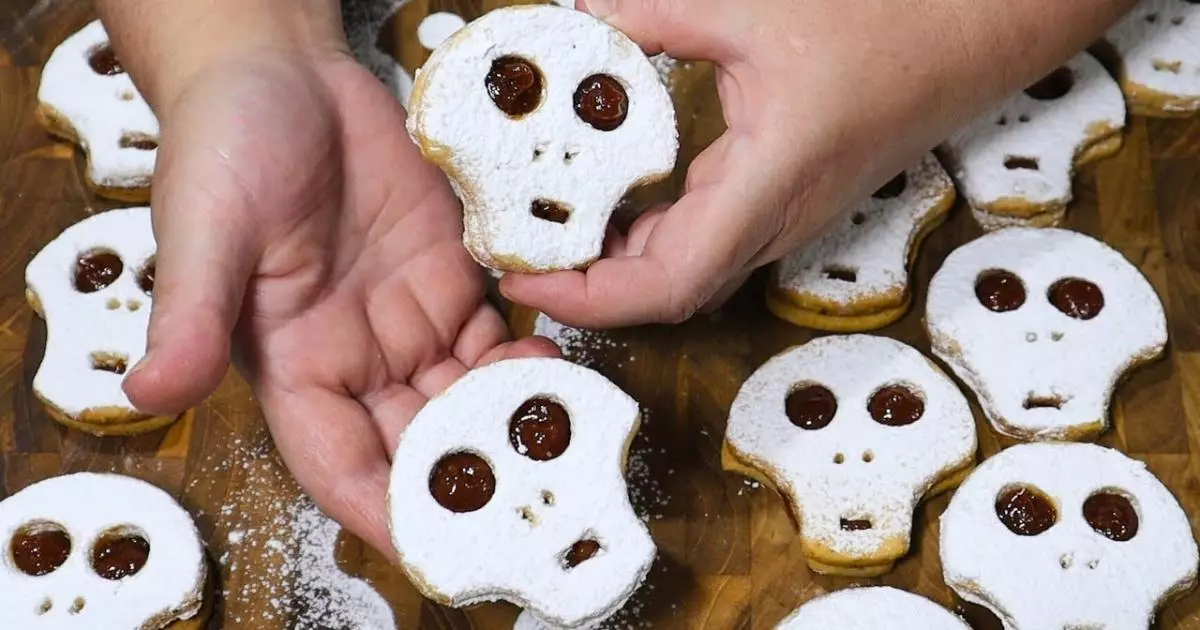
top-left (577, 0), bottom-right (742, 60)
top-left (123, 139), bottom-right (257, 415)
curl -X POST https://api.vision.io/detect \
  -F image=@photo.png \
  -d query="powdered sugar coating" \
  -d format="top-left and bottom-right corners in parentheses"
top-left (26, 207), bottom-right (155, 419)
top-left (940, 443), bottom-right (1198, 629)
top-left (772, 153), bottom-right (953, 305)
top-left (1107, 0), bottom-right (1200, 115)
top-left (388, 357), bottom-right (654, 629)
top-left (725, 335), bottom-right (976, 565)
top-left (925, 227), bottom-right (1167, 440)
top-left (775, 587), bottom-right (970, 629)
top-left (941, 52), bottom-right (1125, 226)
top-left (0, 473), bottom-right (206, 629)
top-left (38, 20), bottom-right (158, 191)
top-left (407, 5), bottom-right (678, 272)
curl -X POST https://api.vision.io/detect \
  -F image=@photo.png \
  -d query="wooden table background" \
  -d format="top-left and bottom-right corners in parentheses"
top-left (2, 0), bottom-right (1200, 628)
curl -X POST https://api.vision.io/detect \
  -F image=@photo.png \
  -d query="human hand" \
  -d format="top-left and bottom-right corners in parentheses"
top-left (500, 0), bottom-right (1138, 327)
top-left (117, 45), bottom-right (556, 555)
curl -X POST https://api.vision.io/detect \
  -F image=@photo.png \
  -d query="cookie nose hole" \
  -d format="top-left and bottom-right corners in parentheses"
top-left (832, 453), bottom-right (845, 464)
top-left (1060, 553), bottom-right (1072, 569)
top-left (1004, 155), bottom-right (1040, 171)
top-left (561, 538), bottom-right (601, 569)
top-left (517, 506), bottom-right (537, 525)
top-left (126, 299), bottom-right (142, 312)
top-left (530, 199), bottom-right (571, 225)
top-left (1152, 59), bottom-right (1182, 74)
top-left (541, 490), bottom-right (555, 506)
top-left (69, 597), bottom-right (85, 614)
top-left (37, 599), bottom-right (51, 615)
top-left (90, 352), bottom-right (129, 375)
top-left (563, 150), bottom-right (578, 164)
top-left (1023, 394), bottom-right (1064, 410)
top-left (861, 450), bottom-right (874, 463)
top-left (839, 517), bottom-right (873, 531)
top-left (822, 266), bottom-right (857, 283)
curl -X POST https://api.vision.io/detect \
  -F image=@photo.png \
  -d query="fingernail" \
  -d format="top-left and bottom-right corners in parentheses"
top-left (125, 352), bottom-right (152, 381)
top-left (584, 0), bottom-right (616, 19)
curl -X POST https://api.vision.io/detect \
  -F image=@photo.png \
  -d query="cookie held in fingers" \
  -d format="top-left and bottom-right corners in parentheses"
top-left (774, 587), bottom-right (971, 629)
top-left (925, 227), bottom-right (1167, 441)
top-left (767, 153), bottom-right (955, 332)
top-left (37, 20), bottom-right (158, 203)
top-left (25, 206), bottom-right (178, 435)
top-left (940, 443), bottom-right (1198, 629)
top-left (1105, 0), bottom-right (1200, 118)
top-left (939, 52), bottom-right (1126, 230)
top-left (722, 335), bottom-right (977, 577)
top-left (387, 358), bottom-right (654, 629)
top-left (0, 473), bottom-right (210, 629)
top-left (406, 5), bottom-right (678, 273)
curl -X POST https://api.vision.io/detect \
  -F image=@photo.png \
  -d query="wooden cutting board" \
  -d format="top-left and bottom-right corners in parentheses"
top-left (2, 0), bottom-right (1199, 628)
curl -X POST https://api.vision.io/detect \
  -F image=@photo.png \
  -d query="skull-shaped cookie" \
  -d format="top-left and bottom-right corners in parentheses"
top-left (940, 52), bottom-right (1125, 230)
top-left (925, 227), bottom-right (1166, 441)
top-left (26, 206), bottom-right (160, 434)
top-left (723, 335), bottom-right (977, 576)
top-left (0, 473), bottom-right (207, 629)
top-left (38, 20), bottom-right (158, 202)
top-left (774, 587), bottom-right (971, 630)
top-left (941, 443), bottom-right (1198, 629)
top-left (768, 153), bottom-right (956, 332)
top-left (406, 5), bottom-right (678, 272)
top-left (1107, 0), bottom-right (1200, 118)
top-left (388, 357), bottom-right (654, 628)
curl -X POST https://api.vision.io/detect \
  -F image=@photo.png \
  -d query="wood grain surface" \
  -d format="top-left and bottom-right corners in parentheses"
top-left (2, 0), bottom-right (1200, 628)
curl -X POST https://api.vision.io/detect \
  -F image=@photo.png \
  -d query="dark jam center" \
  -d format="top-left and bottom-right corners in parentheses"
top-left (11, 528), bottom-right (71, 576)
top-left (563, 539), bottom-right (601, 568)
top-left (92, 533), bottom-right (150, 580)
top-left (75, 252), bottom-right (123, 293)
top-left (1083, 492), bottom-right (1138, 542)
top-left (509, 397), bottom-right (571, 461)
top-left (1049, 278), bottom-right (1104, 320)
top-left (573, 74), bottom-right (629, 131)
top-left (88, 44), bottom-right (125, 75)
top-left (785, 385), bottom-right (837, 430)
top-left (429, 452), bottom-right (495, 513)
top-left (868, 386), bottom-right (924, 426)
top-left (995, 486), bottom-right (1057, 536)
top-left (486, 56), bottom-right (543, 117)
top-left (137, 261), bottom-right (155, 295)
top-left (975, 270), bottom-right (1026, 312)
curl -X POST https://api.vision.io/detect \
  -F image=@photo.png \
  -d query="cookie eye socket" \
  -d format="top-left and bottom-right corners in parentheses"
top-left (90, 526), bottom-right (150, 580)
top-left (429, 451), bottom-right (496, 513)
top-left (573, 74), bottom-right (629, 131)
top-left (10, 521), bottom-right (72, 576)
top-left (785, 383), bottom-right (837, 430)
top-left (137, 256), bottom-right (155, 296)
top-left (871, 172), bottom-right (908, 199)
top-left (1083, 490), bottom-right (1139, 542)
top-left (74, 249), bottom-right (124, 293)
top-left (975, 269), bottom-right (1026, 313)
top-left (867, 384), bottom-right (925, 426)
top-left (87, 43), bottom-right (125, 76)
top-left (1047, 278), bottom-right (1104, 320)
top-left (485, 55), bottom-right (544, 118)
top-left (1023, 66), bottom-right (1074, 100)
top-left (509, 397), bottom-right (572, 461)
top-left (995, 484), bottom-right (1058, 536)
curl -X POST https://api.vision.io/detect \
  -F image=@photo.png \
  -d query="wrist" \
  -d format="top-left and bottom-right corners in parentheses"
top-left (96, 0), bottom-right (347, 116)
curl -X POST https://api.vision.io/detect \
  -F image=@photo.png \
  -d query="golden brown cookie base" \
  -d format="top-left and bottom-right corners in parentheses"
top-left (721, 441), bottom-right (974, 577)
top-left (167, 556), bottom-right (215, 630)
top-left (766, 191), bottom-right (953, 332)
top-left (1122, 79), bottom-right (1200, 119)
top-left (35, 104), bottom-right (151, 203)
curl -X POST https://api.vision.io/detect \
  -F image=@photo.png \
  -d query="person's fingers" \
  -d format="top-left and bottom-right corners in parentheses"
top-left (698, 268), bottom-right (753, 314)
top-left (475, 337), bottom-right (562, 367)
top-left (260, 385), bottom-right (396, 559)
top-left (576, 0), bottom-right (744, 61)
top-left (123, 138), bottom-right (257, 416)
top-left (451, 303), bottom-right (510, 367)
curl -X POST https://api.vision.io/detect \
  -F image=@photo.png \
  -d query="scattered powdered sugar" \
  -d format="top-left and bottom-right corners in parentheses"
top-left (187, 432), bottom-right (395, 629)
top-left (533, 313), bottom-right (626, 368)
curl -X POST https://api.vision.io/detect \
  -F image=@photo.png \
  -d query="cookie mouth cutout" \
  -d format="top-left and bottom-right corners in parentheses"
top-left (530, 199), bottom-right (571, 224)
top-left (839, 517), bottom-right (874, 532)
top-left (1022, 393), bottom-right (1068, 410)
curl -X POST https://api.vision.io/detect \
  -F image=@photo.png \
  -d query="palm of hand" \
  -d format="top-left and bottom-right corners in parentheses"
top-left (131, 52), bottom-right (555, 554)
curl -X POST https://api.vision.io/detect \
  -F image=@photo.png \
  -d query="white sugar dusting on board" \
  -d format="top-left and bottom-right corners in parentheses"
top-left (533, 313), bottom-right (626, 368)
top-left (187, 432), bottom-right (395, 629)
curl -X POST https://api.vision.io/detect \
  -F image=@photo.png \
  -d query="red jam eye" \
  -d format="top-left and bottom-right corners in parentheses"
top-left (91, 528), bottom-right (149, 580)
top-left (1083, 492), bottom-right (1138, 542)
top-left (995, 485), bottom-right (1058, 536)
top-left (867, 385), bottom-right (924, 426)
top-left (485, 56), bottom-right (543, 117)
top-left (1048, 278), bottom-right (1104, 320)
top-left (975, 269), bottom-right (1026, 313)
top-left (10, 523), bottom-right (72, 576)
top-left (75, 250), bottom-right (124, 293)
top-left (786, 384), bottom-right (837, 430)
top-left (429, 452), bottom-right (495, 513)
top-left (573, 74), bottom-right (629, 131)
top-left (509, 397), bottom-right (571, 461)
